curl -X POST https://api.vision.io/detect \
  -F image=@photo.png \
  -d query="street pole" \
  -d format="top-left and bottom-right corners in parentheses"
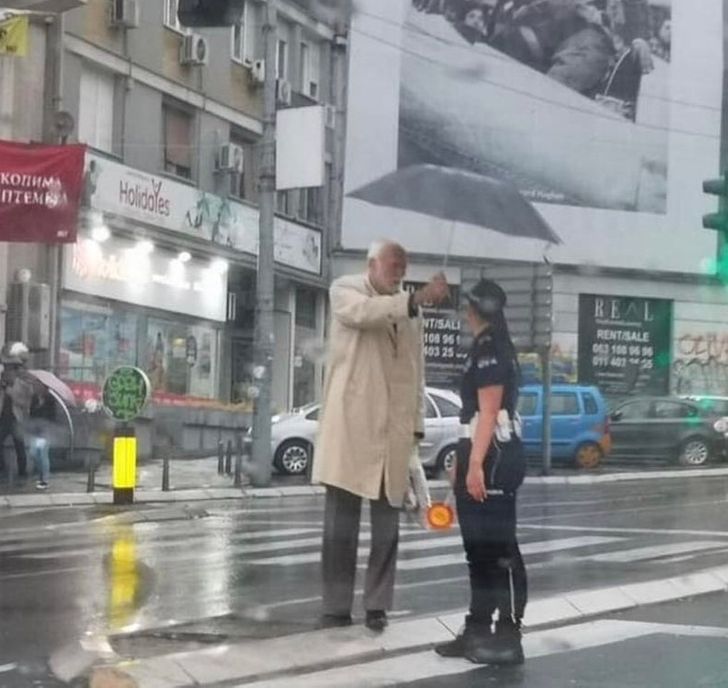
top-left (540, 347), bottom-right (552, 476)
top-left (249, 0), bottom-right (277, 487)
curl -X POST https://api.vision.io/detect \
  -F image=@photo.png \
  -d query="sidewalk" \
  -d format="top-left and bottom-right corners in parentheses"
top-left (2, 458), bottom-right (728, 509)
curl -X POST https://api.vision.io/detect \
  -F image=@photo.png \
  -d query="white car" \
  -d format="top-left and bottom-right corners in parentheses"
top-left (270, 387), bottom-right (463, 475)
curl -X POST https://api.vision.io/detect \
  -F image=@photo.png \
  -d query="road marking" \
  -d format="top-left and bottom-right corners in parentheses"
top-left (587, 541), bottom-right (727, 564)
top-left (521, 523), bottom-right (728, 538)
top-left (0, 663), bottom-right (17, 674)
top-left (248, 535), bottom-right (622, 567)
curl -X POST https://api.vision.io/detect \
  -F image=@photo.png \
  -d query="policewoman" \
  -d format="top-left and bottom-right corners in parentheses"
top-left (435, 278), bottom-right (527, 665)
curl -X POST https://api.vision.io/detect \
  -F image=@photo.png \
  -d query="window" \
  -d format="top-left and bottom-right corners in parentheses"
top-left (518, 393), bottom-right (538, 417)
top-left (300, 40), bottom-right (321, 99)
top-left (60, 307), bottom-right (137, 385)
top-left (432, 394), bottom-right (461, 418)
top-left (298, 186), bottom-right (323, 226)
top-left (425, 396), bottom-right (438, 419)
top-left (163, 0), bottom-right (183, 32)
top-left (306, 407), bottom-right (320, 421)
top-left (551, 393), bottom-right (579, 416)
top-left (617, 401), bottom-right (652, 421)
top-left (582, 393), bottom-right (599, 416)
top-left (78, 65), bottom-right (115, 153)
top-left (163, 102), bottom-right (194, 179)
top-left (277, 190), bottom-right (291, 215)
top-left (276, 38), bottom-right (288, 80)
top-left (232, 22), bottom-right (244, 63)
top-left (146, 319), bottom-right (218, 399)
top-left (653, 401), bottom-right (695, 419)
top-left (228, 133), bottom-right (256, 200)
top-left (295, 289), bottom-right (318, 329)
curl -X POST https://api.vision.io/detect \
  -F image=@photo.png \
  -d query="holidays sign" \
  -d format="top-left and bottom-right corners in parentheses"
top-left (0, 140), bottom-right (85, 243)
top-left (578, 294), bottom-right (672, 397)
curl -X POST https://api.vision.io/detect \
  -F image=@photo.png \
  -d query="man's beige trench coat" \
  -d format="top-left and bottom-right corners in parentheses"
top-left (313, 273), bottom-right (425, 507)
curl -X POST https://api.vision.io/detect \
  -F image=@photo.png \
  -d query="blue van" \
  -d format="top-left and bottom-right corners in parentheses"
top-left (517, 384), bottom-right (611, 468)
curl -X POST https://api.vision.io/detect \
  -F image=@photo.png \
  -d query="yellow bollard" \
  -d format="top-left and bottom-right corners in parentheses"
top-left (113, 427), bottom-right (137, 505)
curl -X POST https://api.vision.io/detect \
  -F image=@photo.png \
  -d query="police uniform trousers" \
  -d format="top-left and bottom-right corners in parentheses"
top-left (321, 483), bottom-right (400, 615)
top-left (455, 443), bottom-right (528, 623)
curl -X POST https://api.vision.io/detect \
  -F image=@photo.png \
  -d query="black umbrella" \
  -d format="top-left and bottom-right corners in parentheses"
top-left (348, 165), bottom-right (561, 261)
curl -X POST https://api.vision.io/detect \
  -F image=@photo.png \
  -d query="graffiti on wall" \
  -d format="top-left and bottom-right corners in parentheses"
top-left (672, 331), bottom-right (728, 395)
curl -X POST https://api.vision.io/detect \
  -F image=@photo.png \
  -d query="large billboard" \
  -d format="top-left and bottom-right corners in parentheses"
top-left (343, 1), bottom-right (723, 273)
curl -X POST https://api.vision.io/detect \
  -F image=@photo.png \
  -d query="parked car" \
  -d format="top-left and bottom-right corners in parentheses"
top-left (517, 384), bottom-right (611, 469)
top-left (609, 396), bottom-right (728, 466)
top-left (270, 387), bottom-right (462, 475)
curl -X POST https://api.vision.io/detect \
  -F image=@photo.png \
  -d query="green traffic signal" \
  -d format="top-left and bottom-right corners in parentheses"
top-left (702, 171), bottom-right (728, 232)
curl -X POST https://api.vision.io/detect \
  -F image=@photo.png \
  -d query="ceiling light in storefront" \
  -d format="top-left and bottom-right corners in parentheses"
top-left (91, 225), bottom-right (111, 243)
top-left (211, 258), bottom-right (229, 274)
top-left (136, 239), bottom-right (155, 254)
top-left (178, 251), bottom-right (192, 263)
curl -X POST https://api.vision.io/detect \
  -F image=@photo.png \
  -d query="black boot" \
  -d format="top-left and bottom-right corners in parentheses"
top-left (462, 618), bottom-right (498, 665)
top-left (435, 615), bottom-right (476, 658)
top-left (487, 618), bottom-right (524, 666)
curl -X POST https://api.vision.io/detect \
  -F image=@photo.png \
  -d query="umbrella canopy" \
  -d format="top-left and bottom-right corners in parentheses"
top-left (27, 369), bottom-right (77, 408)
top-left (348, 165), bottom-right (562, 244)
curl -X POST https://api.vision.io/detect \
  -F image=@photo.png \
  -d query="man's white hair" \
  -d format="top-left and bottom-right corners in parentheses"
top-left (367, 240), bottom-right (405, 260)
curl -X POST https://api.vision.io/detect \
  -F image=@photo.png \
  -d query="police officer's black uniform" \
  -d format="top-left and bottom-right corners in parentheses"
top-left (436, 281), bottom-right (527, 665)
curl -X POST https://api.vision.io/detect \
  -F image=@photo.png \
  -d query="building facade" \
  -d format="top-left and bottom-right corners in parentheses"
top-left (1, 0), bottom-right (346, 415)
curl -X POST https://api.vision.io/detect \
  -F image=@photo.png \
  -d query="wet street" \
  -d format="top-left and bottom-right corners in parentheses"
top-left (1, 473), bottom-right (728, 686)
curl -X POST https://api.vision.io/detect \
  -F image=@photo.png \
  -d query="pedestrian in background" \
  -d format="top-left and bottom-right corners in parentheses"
top-left (0, 342), bottom-right (34, 481)
top-left (435, 278), bottom-right (527, 665)
top-left (313, 240), bottom-right (449, 632)
top-left (26, 387), bottom-right (56, 490)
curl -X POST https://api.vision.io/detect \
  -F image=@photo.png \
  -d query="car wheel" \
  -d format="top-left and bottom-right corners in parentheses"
top-left (678, 437), bottom-right (710, 466)
top-left (436, 445), bottom-right (458, 477)
top-left (274, 439), bottom-right (311, 475)
top-left (574, 442), bottom-right (603, 470)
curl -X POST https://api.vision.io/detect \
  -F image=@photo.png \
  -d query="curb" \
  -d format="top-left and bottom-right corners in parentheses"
top-left (4, 466), bottom-right (728, 509)
top-left (105, 565), bottom-right (728, 688)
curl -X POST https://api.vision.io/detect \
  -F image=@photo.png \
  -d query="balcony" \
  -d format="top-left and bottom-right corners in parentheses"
top-left (1, 0), bottom-right (85, 12)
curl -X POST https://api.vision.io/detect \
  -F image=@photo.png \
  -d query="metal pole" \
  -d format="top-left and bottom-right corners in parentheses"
top-left (217, 439), bottom-right (224, 475)
top-left (43, 13), bottom-right (65, 372)
top-left (162, 453), bottom-right (170, 492)
top-left (225, 438), bottom-right (233, 476)
top-left (86, 460), bottom-right (95, 493)
top-left (249, 0), bottom-right (277, 487)
top-left (541, 348), bottom-right (552, 476)
top-left (234, 434), bottom-right (243, 488)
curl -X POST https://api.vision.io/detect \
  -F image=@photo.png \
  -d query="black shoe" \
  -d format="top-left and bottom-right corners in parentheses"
top-left (435, 615), bottom-right (475, 658)
top-left (463, 619), bottom-right (498, 665)
top-left (365, 610), bottom-right (388, 632)
top-left (493, 619), bottom-right (524, 665)
top-left (318, 614), bottom-right (353, 629)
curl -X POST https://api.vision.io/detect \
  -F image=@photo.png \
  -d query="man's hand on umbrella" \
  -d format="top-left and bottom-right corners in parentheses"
top-left (413, 273), bottom-right (450, 307)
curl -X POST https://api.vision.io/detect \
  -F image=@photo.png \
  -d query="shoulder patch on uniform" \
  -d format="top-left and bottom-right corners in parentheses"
top-left (477, 357), bottom-right (498, 369)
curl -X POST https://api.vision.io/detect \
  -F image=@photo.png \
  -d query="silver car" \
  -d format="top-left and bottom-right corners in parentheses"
top-left (270, 387), bottom-right (462, 475)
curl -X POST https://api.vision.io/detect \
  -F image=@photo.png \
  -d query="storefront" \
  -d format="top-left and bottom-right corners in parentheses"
top-left (64, 152), bottom-right (326, 410)
top-left (60, 234), bottom-right (226, 404)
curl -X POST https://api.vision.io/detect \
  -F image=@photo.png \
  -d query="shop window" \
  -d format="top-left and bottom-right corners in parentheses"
top-left (295, 288), bottom-right (317, 329)
top-left (59, 307), bottom-right (137, 386)
top-left (146, 319), bottom-right (218, 399)
top-left (163, 102), bottom-right (194, 180)
top-left (78, 65), bottom-right (115, 154)
top-left (293, 288), bottom-right (319, 408)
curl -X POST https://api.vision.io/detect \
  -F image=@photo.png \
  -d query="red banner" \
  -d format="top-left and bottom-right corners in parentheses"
top-left (0, 139), bottom-right (86, 243)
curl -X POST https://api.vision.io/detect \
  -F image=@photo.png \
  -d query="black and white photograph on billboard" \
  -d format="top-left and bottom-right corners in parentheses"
top-left (342, 0), bottom-right (722, 273)
top-left (399, 0), bottom-right (671, 213)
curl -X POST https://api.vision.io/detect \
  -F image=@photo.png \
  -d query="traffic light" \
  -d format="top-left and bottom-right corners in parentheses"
top-left (702, 171), bottom-right (728, 234)
top-left (178, 0), bottom-right (245, 27)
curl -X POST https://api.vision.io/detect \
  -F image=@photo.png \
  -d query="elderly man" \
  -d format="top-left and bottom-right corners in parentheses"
top-left (313, 240), bottom-right (449, 631)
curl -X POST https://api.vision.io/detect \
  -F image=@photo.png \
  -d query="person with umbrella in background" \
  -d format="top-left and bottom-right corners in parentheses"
top-left (26, 386), bottom-right (57, 490)
top-left (435, 278), bottom-right (527, 665)
top-left (0, 341), bottom-right (34, 481)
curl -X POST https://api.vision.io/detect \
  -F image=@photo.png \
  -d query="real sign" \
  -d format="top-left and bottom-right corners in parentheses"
top-left (102, 366), bottom-right (152, 422)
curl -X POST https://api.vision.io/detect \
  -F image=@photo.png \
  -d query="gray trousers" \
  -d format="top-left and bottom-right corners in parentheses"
top-left (321, 484), bottom-right (400, 615)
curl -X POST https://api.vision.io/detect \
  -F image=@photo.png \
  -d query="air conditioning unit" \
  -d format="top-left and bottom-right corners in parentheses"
top-left (276, 79), bottom-right (292, 106)
top-left (180, 34), bottom-right (209, 66)
top-left (109, 0), bottom-right (139, 28)
top-left (250, 59), bottom-right (265, 84)
top-left (5, 282), bottom-right (51, 351)
top-left (217, 143), bottom-right (245, 174)
top-left (324, 104), bottom-right (336, 129)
